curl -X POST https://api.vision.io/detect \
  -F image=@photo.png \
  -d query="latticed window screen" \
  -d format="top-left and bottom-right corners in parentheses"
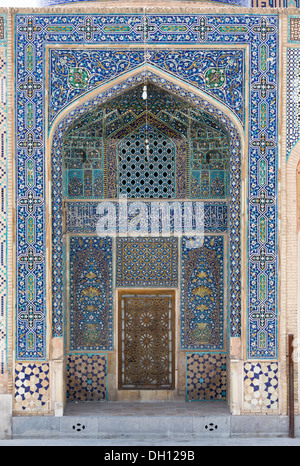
top-left (118, 126), bottom-right (175, 198)
top-left (118, 292), bottom-right (175, 390)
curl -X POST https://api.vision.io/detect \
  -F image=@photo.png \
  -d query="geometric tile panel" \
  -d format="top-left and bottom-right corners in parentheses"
top-left (14, 363), bottom-right (50, 413)
top-left (289, 16), bottom-right (300, 42)
top-left (186, 352), bottom-right (227, 401)
top-left (287, 47), bottom-right (300, 156)
top-left (243, 362), bottom-right (279, 411)
top-left (116, 237), bottom-right (178, 287)
top-left (66, 354), bottom-right (106, 402)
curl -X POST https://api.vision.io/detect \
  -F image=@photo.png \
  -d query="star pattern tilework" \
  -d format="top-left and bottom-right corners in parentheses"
top-left (14, 362), bottom-right (50, 412)
top-left (66, 353), bottom-right (107, 402)
top-left (186, 352), bottom-right (227, 401)
top-left (243, 362), bottom-right (279, 411)
top-left (116, 237), bottom-right (178, 288)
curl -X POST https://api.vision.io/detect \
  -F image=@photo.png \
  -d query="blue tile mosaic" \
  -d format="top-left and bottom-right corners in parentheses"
top-left (116, 237), bottom-right (178, 288)
top-left (49, 48), bottom-right (245, 126)
top-left (69, 236), bottom-right (113, 351)
top-left (181, 236), bottom-right (224, 351)
top-left (15, 13), bottom-right (278, 361)
top-left (65, 201), bottom-right (228, 234)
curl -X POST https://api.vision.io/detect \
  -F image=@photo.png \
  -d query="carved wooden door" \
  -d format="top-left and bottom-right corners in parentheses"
top-left (118, 291), bottom-right (175, 390)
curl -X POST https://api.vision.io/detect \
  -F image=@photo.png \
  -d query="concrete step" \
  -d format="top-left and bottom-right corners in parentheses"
top-left (12, 414), bottom-right (231, 439)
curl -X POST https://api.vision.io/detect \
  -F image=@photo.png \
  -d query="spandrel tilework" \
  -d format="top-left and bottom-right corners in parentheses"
top-left (50, 48), bottom-right (244, 126)
top-left (69, 237), bottom-right (113, 351)
top-left (15, 13), bottom-right (278, 361)
top-left (181, 236), bottom-right (224, 351)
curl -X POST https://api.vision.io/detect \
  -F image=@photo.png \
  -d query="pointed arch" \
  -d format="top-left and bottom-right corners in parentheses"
top-left (48, 63), bottom-right (245, 345)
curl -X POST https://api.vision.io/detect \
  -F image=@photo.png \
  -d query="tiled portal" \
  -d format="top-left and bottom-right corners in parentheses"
top-left (0, 3), bottom-right (286, 422)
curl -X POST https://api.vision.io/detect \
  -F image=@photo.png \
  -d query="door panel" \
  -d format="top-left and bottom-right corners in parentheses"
top-left (118, 291), bottom-right (175, 390)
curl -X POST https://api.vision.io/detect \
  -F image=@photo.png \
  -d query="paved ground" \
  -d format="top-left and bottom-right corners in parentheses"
top-left (64, 400), bottom-right (230, 416)
top-left (1, 436), bottom-right (300, 446)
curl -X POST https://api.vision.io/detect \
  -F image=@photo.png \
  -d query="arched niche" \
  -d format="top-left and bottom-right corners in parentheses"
top-left (48, 65), bottom-right (244, 405)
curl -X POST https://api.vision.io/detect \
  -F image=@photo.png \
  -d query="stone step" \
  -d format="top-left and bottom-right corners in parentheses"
top-left (12, 401), bottom-right (231, 439)
top-left (11, 402), bottom-right (292, 439)
top-left (12, 414), bottom-right (231, 439)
